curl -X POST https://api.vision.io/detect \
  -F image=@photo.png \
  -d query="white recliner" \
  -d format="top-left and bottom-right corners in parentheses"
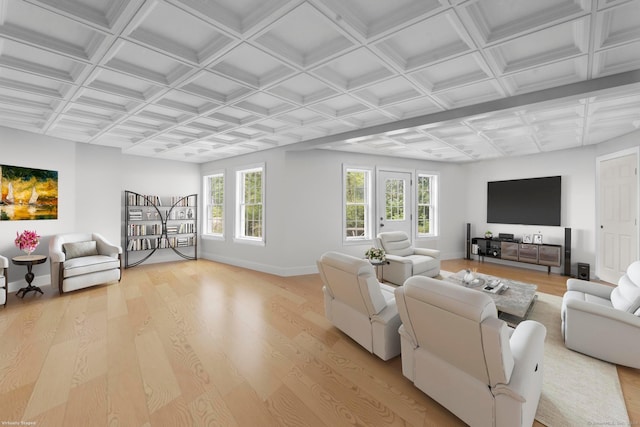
top-left (49, 233), bottom-right (122, 294)
top-left (317, 251), bottom-right (401, 361)
top-left (561, 260), bottom-right (640, 368)
top-left (395, 276), bottom-right (546, 427)
top-left (0, 255), bottom-right (7, 306)
top-left (376, 231), bottom-right (440, 285)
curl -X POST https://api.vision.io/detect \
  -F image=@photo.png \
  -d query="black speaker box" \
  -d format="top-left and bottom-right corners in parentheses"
top-left (578, 263), bottom-right (590, 280)
top-left (465, 223), bottom-right (471, 260)
top-left (564, 227), bottom-right (572, 276)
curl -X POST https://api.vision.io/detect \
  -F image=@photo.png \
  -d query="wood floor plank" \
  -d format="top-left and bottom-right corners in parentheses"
top-left (293, 331), bottom-right (416, 427)
top-left (22, 338), bottom-right (79, 420)
top-left (63, 375), bottom-right (107, 426)
top-left (266, 382), bottom-right (329, 427)
top-left (281, 365), bottom-right (366, 427)
top-left (0, 258), bottom-right (637, 426)
top-left (188, 388), bottom-right (238, 426)
top-left (107, 368), bottom-right (150, 426)
top-left (223, 382), bottom-right (281, 427)
top-left (134, 330), bottom-right (182, 415)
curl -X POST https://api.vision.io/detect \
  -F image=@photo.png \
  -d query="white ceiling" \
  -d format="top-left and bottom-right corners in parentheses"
top-left (1, 0), bottom-right (639, 163)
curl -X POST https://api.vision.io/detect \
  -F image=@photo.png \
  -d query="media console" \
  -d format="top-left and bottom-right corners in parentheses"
top-left (471, 237), bottom-right (562, 274)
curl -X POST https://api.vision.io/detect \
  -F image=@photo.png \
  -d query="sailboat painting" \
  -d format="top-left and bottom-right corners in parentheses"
top-left (0, 164), bottom-right (58, 221)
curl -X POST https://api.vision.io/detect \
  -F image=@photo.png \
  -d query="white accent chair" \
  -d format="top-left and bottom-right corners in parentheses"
top-left (317, 251), bottom-right (401, 361)
top-left (49, 233), bottom-right (122, 294)
top-left (0, 255), bottom-right (7, 306)
top-left (376, 231), bottom-right (440, 285)
top-left (561, 260), bottom-right (640, 368)
top-left (395, 276), bottom-right (546, 427)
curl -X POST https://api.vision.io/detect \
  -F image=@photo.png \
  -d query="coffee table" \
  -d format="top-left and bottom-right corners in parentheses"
top-left (444, 270), bottom-right (538, 324)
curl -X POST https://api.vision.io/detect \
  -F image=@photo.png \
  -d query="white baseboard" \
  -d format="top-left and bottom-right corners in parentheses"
top-left (199, 251), bottom-right (318, 277)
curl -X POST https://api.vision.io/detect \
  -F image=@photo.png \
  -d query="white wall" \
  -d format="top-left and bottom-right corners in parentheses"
top-left (0, 128), bottom-right (76, 284)
top-left (2, 123), bottom-right (636, 288)
top-left (464, 146), bottom-right (598, 275)
top-left (0, 127), bottom-right (199, 290)
top-left (200, 147), bottom-right (467, 275)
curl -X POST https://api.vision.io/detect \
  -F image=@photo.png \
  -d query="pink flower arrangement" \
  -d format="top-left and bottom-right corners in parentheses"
top-left (15, 230), bottom-right (40, 254)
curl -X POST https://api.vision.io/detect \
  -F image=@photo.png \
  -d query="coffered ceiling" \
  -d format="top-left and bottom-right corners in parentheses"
top-left (1, 0), bottom-right (639, 163)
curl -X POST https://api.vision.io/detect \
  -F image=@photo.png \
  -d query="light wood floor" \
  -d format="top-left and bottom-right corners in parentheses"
top-left (0, 258), bottom-right (637, 426)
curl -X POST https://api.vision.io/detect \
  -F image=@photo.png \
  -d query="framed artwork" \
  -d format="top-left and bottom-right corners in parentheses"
top-left (522, 234), bottom-right (532, 243)
top-left (533, 234), bottom-right (543, 244)
top-left (0, 164), bottom-right (58, 221)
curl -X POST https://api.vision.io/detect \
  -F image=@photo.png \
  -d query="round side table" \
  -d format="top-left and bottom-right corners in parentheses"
top-left (12, 254), bottom-right (47, 298)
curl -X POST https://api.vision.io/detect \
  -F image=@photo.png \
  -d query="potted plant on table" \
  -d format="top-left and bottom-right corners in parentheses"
top-left (365, 247), bottom-right (386, 263)
top-left (15, 230), bottom-right (40, 255)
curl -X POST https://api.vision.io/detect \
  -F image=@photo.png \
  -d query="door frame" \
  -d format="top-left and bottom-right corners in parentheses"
top-left (595, 146), bottom-right (640, 281)
top-left (375, 166), bottom-right (415, 240)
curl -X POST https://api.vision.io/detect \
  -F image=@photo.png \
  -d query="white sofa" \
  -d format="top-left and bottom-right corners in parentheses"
top-left (561, 260), bottom-right (640, 368)
top-left (395, 276), bottom-right (546, 427)
top-left (49, 233), bottom-right (122, 294)
top-left (0, 255), bottom-right (7, 306)
top-left (317, 251), bottom-right (401, 361)
top-left (376, 231), bottom-right (440, 285)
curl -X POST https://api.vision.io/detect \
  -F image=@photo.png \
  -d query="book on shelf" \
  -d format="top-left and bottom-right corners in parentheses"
top-left (128, 209), bottom-right (143, 220)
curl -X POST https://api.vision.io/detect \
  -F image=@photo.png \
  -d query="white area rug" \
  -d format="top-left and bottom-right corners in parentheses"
top-left (530, 293), bottom-right (629, 426)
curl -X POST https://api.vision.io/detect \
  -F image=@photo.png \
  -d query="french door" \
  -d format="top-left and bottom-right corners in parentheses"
top-left (376, 170), bottom-right (412, 238)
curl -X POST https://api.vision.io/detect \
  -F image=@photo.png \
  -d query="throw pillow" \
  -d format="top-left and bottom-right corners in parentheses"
top-left (63, 241), bottom-right (98, 259)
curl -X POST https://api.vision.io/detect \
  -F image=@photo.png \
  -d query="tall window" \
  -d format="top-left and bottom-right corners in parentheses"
top-left (203, 173), bottom-right (224, 237)
top-left (236, 165), bottom-right (264, 242)
top-left (417, 173), bottom-right (438, 236)
top-left (385, 178), bottom-right (405, 221)
top-left (344, 167), bottom-right (372, 241)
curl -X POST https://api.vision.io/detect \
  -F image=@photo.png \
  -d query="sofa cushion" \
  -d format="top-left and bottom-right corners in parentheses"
top-left (63, 241), bottom-right (98, 259)
top-left (611, 274), bottom-right (640, 313)
top-left (63, 255), bottom-right (119, 278)
top-left (407, 255), bottom-right (439, 275)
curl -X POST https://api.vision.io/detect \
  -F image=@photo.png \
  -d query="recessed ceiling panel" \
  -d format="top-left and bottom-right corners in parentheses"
top-left (210, 43), bottom-right (296, 88)
top-left (460, 0), bottom-right (590, 45)
top-left (126, 1), bottom-right (234, 65)
top-left (0, 0), bottom-right (106, 60)
top-left (374, 11), bottom-right (474, 71)
top-left (410, 52), bottom-right (492, 93)
top-left (315, 0), bottom-right (443, 39)
top-left (486, 17), bottom-right (590, 74)
top-left (253, 3), bottom-right (355, 67)
top-left (268, 73), bottom-right (338, 105)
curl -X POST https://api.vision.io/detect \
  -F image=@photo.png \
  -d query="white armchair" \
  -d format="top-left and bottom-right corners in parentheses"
top-left (395, 276), bottom-right (546, 427)
top-left (561, 260), bottom-right (640, 368)
top-left (377, 231), bottom-right (440, 285)
top-left (49, 233), bottom-right (122, 294)
top-left (0, 255), bottom-right (7, 306)
top-left (317, 251), bottom-right (401, 360)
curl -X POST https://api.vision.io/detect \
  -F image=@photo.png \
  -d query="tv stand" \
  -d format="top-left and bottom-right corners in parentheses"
top-left (471, 237), bottom-right (562, 274)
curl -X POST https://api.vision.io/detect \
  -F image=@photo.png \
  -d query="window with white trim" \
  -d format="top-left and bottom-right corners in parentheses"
top-left (203, 173), bottom-right (224, 237)
top-left (344, 167), bottom-right (372, 241)
top-left (417, 173), bottom-right (438, 236)
top-left (236, 165), bottom-right (264, 242)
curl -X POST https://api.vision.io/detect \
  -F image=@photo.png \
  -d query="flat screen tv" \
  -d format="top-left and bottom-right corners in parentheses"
top-left (487, 176), bottom-right (561, 226)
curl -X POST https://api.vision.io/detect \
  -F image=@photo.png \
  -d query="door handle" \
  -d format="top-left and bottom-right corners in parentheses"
top-left (380, 223), bottom-right (384, 227)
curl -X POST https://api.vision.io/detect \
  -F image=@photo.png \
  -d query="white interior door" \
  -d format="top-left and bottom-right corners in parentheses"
top-left (377, 171), bottom-right (412, 238)
top-left (597, 151), bottom-right (638, 283)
